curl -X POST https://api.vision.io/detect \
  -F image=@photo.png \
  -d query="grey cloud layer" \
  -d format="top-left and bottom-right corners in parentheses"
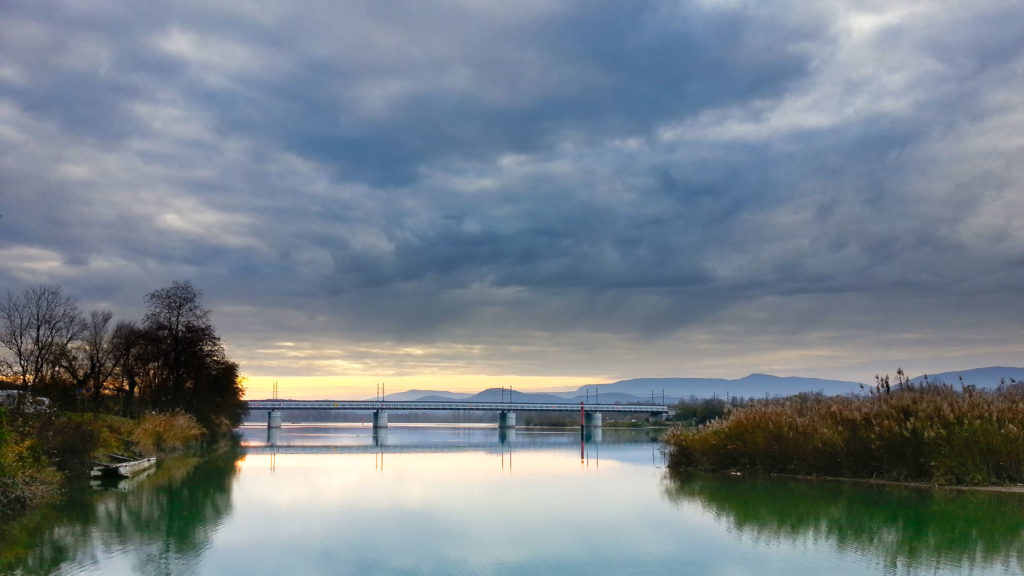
top-left (1, 0), bottom-right (1022, 381)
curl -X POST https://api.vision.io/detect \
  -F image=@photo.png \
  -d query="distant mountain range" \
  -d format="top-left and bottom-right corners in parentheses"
top-left (907, 366), bottom-right (1024, 388)
top-left (373, 372), bottom-right (866, 404)
top-left (375, 389), bottom-right (473, 402)
top-left (369, 367), bottom-right (1024, 404)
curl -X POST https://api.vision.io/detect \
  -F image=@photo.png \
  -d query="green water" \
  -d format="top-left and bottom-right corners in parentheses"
top-left (1, 424), bottom-right (1022, 575)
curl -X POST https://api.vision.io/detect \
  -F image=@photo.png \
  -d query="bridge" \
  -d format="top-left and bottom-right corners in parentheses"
top-left (246, 399), bottom-right (669, 429)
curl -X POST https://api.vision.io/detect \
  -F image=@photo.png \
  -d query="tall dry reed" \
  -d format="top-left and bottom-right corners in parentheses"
top-left (133, 411), bottom-right (205, 457)
top-left (663, 378), bottom-right (1024, 485)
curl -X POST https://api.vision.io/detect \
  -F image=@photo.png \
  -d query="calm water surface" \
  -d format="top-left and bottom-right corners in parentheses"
top-left (2, 424), bottom-right (1023, 575)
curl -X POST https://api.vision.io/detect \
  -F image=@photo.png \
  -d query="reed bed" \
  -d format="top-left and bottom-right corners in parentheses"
top-left (663, 376), bottom-right (1024, 485)
top-left (133, 411), bottom-right (205, 457)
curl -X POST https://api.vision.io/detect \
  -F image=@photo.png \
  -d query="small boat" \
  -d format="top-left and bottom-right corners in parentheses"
top-left (90, 455), bottom-right (157, 479)
top-left (90, 465), bottom-right (156, 491)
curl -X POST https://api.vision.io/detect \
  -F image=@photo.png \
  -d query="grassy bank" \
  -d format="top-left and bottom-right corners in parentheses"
top-left (0, 408), bottom-right (206, 515)
top-left (662, 379), bottom-right (1024, 486)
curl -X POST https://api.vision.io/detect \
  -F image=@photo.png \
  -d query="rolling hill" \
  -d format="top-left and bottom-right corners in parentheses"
top-left (369, 367), bottom-right (1024, 405)
top-left (907, 366), bottom-right (1024, 389)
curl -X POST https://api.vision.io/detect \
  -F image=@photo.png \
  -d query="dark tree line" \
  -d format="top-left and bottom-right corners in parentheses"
top-left (0, 281), bottom-right (245, 433)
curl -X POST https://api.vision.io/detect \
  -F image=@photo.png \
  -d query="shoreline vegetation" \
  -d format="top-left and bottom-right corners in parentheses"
top-left (1, 281), bottom-right (245, 517)
top-left (663, 370), bottom-right (1024, 487)
top-left (0, 410), bottom-right (207, 513)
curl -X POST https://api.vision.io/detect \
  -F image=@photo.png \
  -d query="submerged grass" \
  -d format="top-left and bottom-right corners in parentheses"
top-left (663, 377), bottom-right (1024, 486)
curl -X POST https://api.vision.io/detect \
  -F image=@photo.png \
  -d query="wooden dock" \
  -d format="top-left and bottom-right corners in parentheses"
top-left (90, 455), bottom-right (157, 479)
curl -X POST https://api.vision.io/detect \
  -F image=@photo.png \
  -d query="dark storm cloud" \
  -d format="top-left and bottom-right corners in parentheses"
top-left (1, 0), bottom-right (1022, 383)
top-left (140, 1), bottom-right (826, 185)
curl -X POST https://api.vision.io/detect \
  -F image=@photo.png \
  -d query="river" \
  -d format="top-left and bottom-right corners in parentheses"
top-left (1, 423), bottom-right (1022, 575)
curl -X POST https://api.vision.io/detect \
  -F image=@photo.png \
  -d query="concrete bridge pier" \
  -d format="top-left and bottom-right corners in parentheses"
top-left (268, 410), bottom-right (282, 429)
top-left (584, 411), bottom-right (602, 428)
top-left (372, 410), bottom-right (389, 429)
top-left (498, 410), bottom-right (516, 428)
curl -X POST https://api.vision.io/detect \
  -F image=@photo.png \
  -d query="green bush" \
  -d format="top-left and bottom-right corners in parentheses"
top-left (0, 407), bottom-right (209, 517)
top-left (670, 397), bottom-right (745, 427)
top-left (0, 408), bottom-right (63, 515)
top-left (35, 413), bottom-right (136, 472)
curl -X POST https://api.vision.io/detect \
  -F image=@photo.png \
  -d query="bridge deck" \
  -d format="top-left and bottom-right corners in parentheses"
top-left (247, 400), bottom-right (668, 413)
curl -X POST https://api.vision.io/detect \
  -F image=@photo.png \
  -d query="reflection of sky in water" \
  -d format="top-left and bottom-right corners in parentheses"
top-left (221, 450), bottom-right (717, 575)
top-left (212, 426), bottom-right (1021, 575)
top-left (10, 426), bottom-right (1022, 575)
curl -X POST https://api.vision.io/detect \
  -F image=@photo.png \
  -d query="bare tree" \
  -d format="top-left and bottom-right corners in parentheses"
top-left (64, 310), bottom-right (121, 407)
top-left (0, 285), bottom-right (84, 394)
top-left (143, 280), bottom-right (219, 409)
top-left (109, 320), bottom-right (147, 416)
top-left (139, 281), bottom-right (245, 429)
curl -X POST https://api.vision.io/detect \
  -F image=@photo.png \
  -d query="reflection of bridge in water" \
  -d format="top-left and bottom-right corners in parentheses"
top-left (245, 427), bottom-right (664, 471)
top-left (244, 441), bottom-right (647, 456)
top-left (247, 400), bottom-right (669, 429)
top-left (245, 427), bottom-right (657, 455)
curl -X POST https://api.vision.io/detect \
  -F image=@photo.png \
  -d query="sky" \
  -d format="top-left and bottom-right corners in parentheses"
top-left (1, 0), bottom-right (1022, 399)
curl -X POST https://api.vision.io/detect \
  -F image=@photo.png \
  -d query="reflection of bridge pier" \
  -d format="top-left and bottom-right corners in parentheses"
top-left (267, 425), bottom-right (281, 446)
top-left (499, 426), bottom-right (516, 445)
top-left (373, 427), bottom-right (388, 447)
top-left (244, 434), bottom-right (657, 457)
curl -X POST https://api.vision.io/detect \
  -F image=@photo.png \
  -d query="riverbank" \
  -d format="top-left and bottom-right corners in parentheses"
top-left (0, 408), bottom-right (207, 516)
top-left (662, 378), bottom-right (1024, 487)
top-left (0, 446), bottom-right (241, 575)
top-left (690, 469), bottom-right (1024, 494)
